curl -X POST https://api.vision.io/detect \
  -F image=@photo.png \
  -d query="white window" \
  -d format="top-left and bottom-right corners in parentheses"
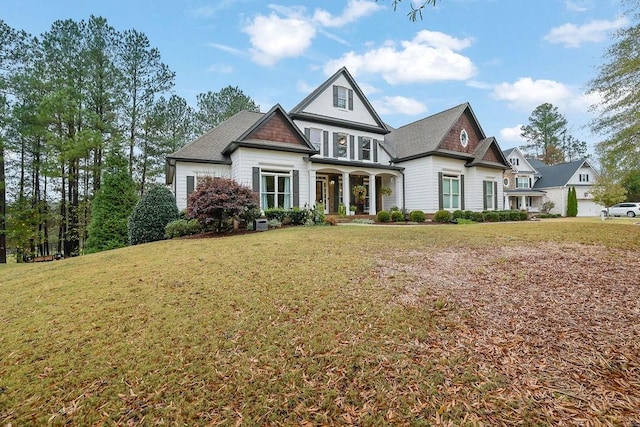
top-left (579, 173), bottom-right (589, 182)
top-left (510, 158), bottom-right (520, 166)
top-left (362, 137), bottom-right (371, 161)
top-left (460, 129), bottom-right (468, 148)
top-left (336, 86), bottom-right (347, 109)
top-left (261, 171), bottom-right (291, 209)
top-left (336, 133), bottom-right (348, 158)
top-left (442, 176), bottom-right (460, 210)
top-left (516, 177), bottom-right (530, 189)
top-left (485, 181), bottom-right (494, 210)
top-left (309, 128), bottom-right (322, 153)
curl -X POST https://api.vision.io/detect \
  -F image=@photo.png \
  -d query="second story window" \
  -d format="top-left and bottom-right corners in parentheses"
top-left (579, 173), bottom-right (589, 182)
top-left (362, 138), bottom-right (371, 161)
top-left (333, 85), bottom-right (353, 110)
top-left (309, 128), bottom-right (322, 153)
top-left (510, 157), bottom-right (519, 166)
top-left (516, 176), bottom-right (530, 189)
top-left (336, 86), bottom-right (347, 108)
top-left (336, 134), bottom-right (347, 158)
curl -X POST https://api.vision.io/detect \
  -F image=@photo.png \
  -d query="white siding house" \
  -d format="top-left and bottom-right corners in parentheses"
top-left (166, 68), bottom-right (511, 215)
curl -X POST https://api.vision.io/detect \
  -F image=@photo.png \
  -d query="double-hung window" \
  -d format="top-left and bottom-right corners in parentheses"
top-left (516, 177), bottom-right (530, 189)
top-left (579, 173), bottom-right (589, 182)
top-left (261, 171), bottom-right (291, 209)
top-left (336, 134), bottom-right (348, 158)
top-left (309, 128), bottom-right (322, 153)
top-left (362, 138), bottom-right (371, 161)
top-left (442, 176), bottom-right (460, 210)
top-left (336, 86), bottom-right (347, 109)
top-left (484, 181), bottom-right (494, 210)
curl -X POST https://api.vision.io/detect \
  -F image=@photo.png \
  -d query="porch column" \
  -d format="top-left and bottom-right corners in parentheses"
top-left (342, 172), bottom-right (350, 213)
top-left (308, 169), bottom-right (316, 209)
top-left (368, 173), bottom-right (376, 214)
top-left (394, 174), bottom-right (403, 211)
top-left (521, 195), bottom-right (526, 210)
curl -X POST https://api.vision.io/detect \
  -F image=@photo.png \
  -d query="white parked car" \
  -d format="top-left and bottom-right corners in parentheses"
top-left (603, 202), bottom-right (640, 217)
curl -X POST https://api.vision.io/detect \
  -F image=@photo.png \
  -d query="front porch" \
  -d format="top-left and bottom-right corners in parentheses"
top-left (310, 168), bottom-right (402, 215)
top-left (504, 189), bottom-right (546, 213)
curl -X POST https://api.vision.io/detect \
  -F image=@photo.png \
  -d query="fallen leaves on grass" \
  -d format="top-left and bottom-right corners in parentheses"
top-left (378, 241), bottom-right (640, 426)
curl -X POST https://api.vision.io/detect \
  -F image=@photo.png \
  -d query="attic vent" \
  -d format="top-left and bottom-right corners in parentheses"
top-left (460, 129), bottom-right (468, 148)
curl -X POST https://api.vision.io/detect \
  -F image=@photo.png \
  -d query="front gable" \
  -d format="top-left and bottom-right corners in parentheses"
top-left (289, 67), bottom-right (389, 135)
top-left (437, 107), bottom-right (485, 155)
top-left (223, 104), bottom-right (317, 155)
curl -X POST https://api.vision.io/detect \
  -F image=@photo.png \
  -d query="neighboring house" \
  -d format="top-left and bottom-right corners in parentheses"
top-left (166, 67), bottom-right (510, 215)
top-left (501, 147), bottom-right (602, 216)
top-left (532, 159), bottom-right (601, 216)
top-left (502, 147), bottom-right (546, 212)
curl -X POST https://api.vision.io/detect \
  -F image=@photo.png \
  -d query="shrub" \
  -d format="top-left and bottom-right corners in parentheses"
top-left (497, 210), bottom-right (510, 221)
top-left (410, 210), bottom-right (426, 222)
top-left (165, 219), bottom-right (203, 239)
top-left (471, 211), bottom-right (484, 222)
top-left (391, 210), bottom-right (404, 222)
top-left (483, 211), bottom-right (500, 222)
top-left (264, 208), bottom-right (287, 222)
top-left (187, 177), bottom-right (259, 233)
top-left (452, 210), bottom-right (465, 220)
top-left (377, 210), bottom-right (391, 223)
top-left (288, 207), bottom-right (310, 225)
top-left (324, 215), bottom-right (337, 226)
top-left (509, 211), bottom-right (522, 221)
top-left (389, 206), bottom-right (400, 212)
top-left (268, 219), bottom-right (282, 228)
top-left (464, 210), bottom-right (473, 220)
top-left (239, 207), bottom-right (262, 228)
top-left (128, 185), bottom-right (180, 245)
top-left (433, 210), bottom-right (452, 223)
top-left (311, 204), bottom-right (325, 225)
top-left (519, 211), bottom-right (529, 220)
top-left (338, 203), bottom-right (347, 217)
top-left (86, 146), bottom-right (138, 253)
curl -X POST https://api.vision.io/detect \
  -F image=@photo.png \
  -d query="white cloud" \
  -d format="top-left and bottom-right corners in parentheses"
top-left (324, 30), bottom-right (476, 84)
top-left (356, 81), bottom-right (380, 96)
top-left (243, 11), bottom-right (316, 66)
top-left (373, 96), bottom-right (428, 115)
top-left (564, 0), bottom-right (594, 12)
top-left (544, 16), bottom-right (629, 48)
top-left (296, 80), bottom-right (315, 94)
top-left (499, 125), bottom-right (526, 143)
top-left (208, 42), bottom-right (245, 56)
top-left (313, 0), bottom-right (382, 27)
top-left (492, 77), bottom-right (599, 114)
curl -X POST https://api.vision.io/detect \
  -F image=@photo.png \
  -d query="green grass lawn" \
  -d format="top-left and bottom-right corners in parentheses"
top-left (1, 219), bottom-right (639, 425)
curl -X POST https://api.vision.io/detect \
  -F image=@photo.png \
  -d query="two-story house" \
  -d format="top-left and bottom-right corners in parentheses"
top-left (166, 68), bottom-right (510, 215)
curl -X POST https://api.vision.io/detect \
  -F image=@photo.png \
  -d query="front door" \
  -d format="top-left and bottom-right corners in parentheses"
top-left (316, 177), bottom-right (328, 214)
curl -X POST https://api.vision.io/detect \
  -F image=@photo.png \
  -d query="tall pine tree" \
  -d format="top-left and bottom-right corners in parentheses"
top-left (85, 144), bottom-right (137, 253)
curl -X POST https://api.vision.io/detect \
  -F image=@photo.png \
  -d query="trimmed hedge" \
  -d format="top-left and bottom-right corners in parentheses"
top-left (377, 210), bottom-right (391, 223)
top-left (452, 210), bottom-right (465, 219)
top-left (434, 210), bottom-right (452, 223)
top-left (391, 210), bottom-right (404, 222)
top-left (165, 219), bottom-right (203, 239)
top-left (410, 210), bottom-right (426, 222)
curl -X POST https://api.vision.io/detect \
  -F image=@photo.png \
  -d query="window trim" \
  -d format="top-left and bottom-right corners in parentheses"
top-left (442, 175), bottom-right (461, 210)
top-left (460, 129), bottom-right (468, 148)
top-left (261, 170), bottom-right (292, 210)
top-left (516, 176), bottom-right (530, 189)
top-left (336, 86), bottom-right (347, 109)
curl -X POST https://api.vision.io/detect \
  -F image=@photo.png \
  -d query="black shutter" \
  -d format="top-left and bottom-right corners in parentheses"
top-left (482, 180), bottom-right (487, 210)
top-left (333, 133), bottom-right (338, 158)
top-left (332, 85), bottom-right (338, 107)
top-left (460, 175), bottom-right (465, 210)
top-left (323, 130), bottom-right (329, 157)
top-left (358, 136), bottom-right (363, 160)
top-left (348, 89), bottom-right (353, 110)
top-left (438, 172), bottom-right (443, 210)
top-left (252, 167), bottom-right (260, 193)
top-left (494, 181), bottom-right (498, 210)
top-left (293, 170), bottom-right (299, 207)
top-left (187, 176), bottom-right (195, 204)
top-left (373, 139), bottom-right (378, 163)
top-left (349, 135), bottom-right (355, 160)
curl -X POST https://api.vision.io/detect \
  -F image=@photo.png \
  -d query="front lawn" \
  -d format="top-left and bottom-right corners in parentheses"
top-left (1, 221), bottom-right (639, 425)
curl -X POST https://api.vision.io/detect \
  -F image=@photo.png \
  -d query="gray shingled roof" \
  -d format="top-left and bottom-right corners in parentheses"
top-left (168, 110), bottom-right (264, 163)
top-left (502, 147), bottom-right (516, 158)
top-left (385, 103), bottom-right (470, 160)
top-left (526, 157), bottom-right (548, 170)
top-left (533, 159), bottom-right (587, 188)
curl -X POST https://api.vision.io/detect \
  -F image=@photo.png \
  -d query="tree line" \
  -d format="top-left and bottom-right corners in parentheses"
top-left (0, 16), bottom-right (258, 261)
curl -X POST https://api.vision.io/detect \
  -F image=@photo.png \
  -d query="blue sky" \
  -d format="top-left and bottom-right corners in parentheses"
top-left (2, 0), bottom-right (628, 152)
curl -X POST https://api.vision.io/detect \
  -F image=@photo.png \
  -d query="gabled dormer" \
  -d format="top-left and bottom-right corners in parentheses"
top-left (289, 67), bottom-right (389, 135)
top-left (502, 147), bottom-right (539, 190)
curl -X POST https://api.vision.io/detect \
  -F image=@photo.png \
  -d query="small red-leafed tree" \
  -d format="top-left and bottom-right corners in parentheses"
top-left (187, 176), bottom-right (260, 232)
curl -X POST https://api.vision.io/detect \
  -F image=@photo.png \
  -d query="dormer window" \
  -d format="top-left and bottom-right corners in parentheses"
top-left (579, 173), bottom-right (589, 182)
top-left (460, 129), bottom-right (468, 148)
top-left (510, 157), bottom-right (519, 166)
top-left (333, 85), bottom-right (353, 110)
